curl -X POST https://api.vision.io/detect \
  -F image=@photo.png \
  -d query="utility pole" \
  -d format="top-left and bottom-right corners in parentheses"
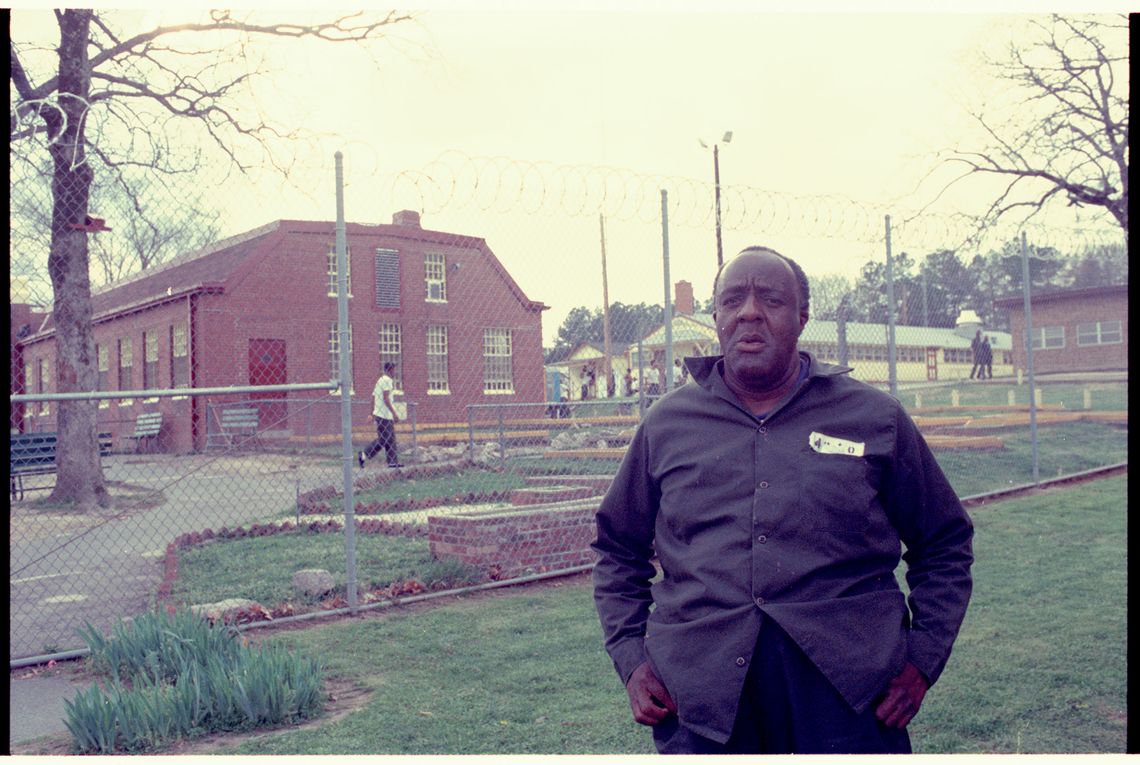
top-left (599, 213), bottom-right (613, 398)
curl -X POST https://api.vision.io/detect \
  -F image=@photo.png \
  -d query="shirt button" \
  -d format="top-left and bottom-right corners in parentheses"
top-left (754, 597), bottom-right (765, 607)
top-left (757, 535), bottom-right (767, 544)
top-left (759, 481), bottom-right (769, 489)
top-left (736, 656), bottom-right (747, 667)
top-left (758, 427), bottom-right (767, 434)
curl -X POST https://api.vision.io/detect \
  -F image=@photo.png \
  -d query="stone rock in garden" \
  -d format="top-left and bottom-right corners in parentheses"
top-left (190, 598), bottom-right (265, 624)
top-left (473, 442), bottom-right (501, 465)
top-left (419, 444), bottom-right (466, 463)
top-left (551, 429), bottom-right (592, 450)
top-left (292, 568), bottom-right (336, 598)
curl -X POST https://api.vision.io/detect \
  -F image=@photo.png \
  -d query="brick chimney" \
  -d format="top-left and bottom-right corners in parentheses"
top-left (392, 210), bottom-right (421, 227)
top-left (674, 280), bottom-right (694, 315)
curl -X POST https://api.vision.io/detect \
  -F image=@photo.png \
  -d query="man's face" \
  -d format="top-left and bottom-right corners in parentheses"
top-left (713, 250), bottom-right (808, 393)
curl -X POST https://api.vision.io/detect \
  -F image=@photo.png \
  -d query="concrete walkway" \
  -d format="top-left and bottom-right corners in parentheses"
top-left (10, 452), bottom-right (346, 662)
top-left (8, 673), bottom-right (84, 749)
top-left (8, 452), bottom-right (354, 751)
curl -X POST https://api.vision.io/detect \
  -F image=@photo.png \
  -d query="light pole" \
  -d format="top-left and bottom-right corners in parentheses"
top-left (700, 130), bottom-right (732, 267)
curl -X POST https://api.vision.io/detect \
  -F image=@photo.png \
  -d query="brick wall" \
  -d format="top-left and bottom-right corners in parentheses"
top-left (1000, 287), bottom-right (1128, 374)
top-left (13, 217), bottom-right (548, 452)
top-left (428, 500), bottom-right (600, 579)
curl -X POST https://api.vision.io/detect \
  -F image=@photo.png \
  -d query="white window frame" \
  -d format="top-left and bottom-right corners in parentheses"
top-left (1076, 320), bottom-right (1122, 347)
top-left (425, 253), bottom-right (447, 303)
top-left (483, 328), bottom-right (514, 394)
top-left (97, 343), bottom-right (110, 408)
top-left (329, 322), bottom-right (355, 395)
top-left (118, 338), bottom-right (134, 406)
top-left (378, 323), bottom-right (403, 388)
top-left (426, 325), bottom-right (450, 394)
top-left (1032, 326), bottom-right (1065, 350)
top-left (38, 357), bottom-right (50, 415)
top-left (171, 323), bottom-right (190, 398)
top-left (143, 330), bottom-right (160, 402)
top-left (327, 245), bottom-right (352, 298)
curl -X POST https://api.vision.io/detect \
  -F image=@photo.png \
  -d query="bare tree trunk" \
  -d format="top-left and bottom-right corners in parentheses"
top-left (46, 10), bottom-right (110, 508)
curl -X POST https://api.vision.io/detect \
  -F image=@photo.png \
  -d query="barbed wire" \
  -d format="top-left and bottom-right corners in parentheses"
top-left (387, 150), bottom-right (1124, 255)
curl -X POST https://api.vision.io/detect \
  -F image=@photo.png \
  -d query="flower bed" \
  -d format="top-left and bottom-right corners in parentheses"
top-left (156, 517), bottom-right (432, 622)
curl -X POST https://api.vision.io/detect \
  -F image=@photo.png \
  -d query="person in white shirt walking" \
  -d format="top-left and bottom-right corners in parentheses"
top-left (359, 362), bottom-right (402, 468)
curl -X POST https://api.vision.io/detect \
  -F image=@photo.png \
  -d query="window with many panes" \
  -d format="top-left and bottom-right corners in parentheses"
top-left (38, 357), bottom-right (50, 414)
top-left (425, 253), bottom-right (447, 302)
top-left (378, 323), bottom-right (403, 387)
top-left (170, 323), bottom-right (189, 389)
top-left (23, 362), bottom-right (33, 420)
top-left (328, 322), bottom-right (354, 394)
top-left (483, 328), bottom-right (514, 393)
top-left (1076, 320), bottom-right (1122, 347)
top-left (97, 343), bottom-right (110, 408)
top-left (143, 330), bottom-right (159, 390)
top-left (1032, 326), bottom-right (1065, 350)
top-left (118, 338), bottom-right (133, 405)
top-left (426, 325), bottom-right (449, 393)
top-left (327, 245), bottom-right (352, 297)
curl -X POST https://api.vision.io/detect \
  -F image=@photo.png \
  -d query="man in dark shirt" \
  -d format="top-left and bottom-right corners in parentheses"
top-left (592, 247), bottom-right (973, 754)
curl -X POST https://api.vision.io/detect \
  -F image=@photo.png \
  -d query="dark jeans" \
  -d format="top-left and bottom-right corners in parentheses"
top-left (363, 416), bottom-right (398, 466)
top-left (652, 618), bottom-right (911, 755)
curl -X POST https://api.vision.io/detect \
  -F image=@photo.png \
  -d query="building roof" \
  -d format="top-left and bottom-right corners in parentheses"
top-left (23, 218), bottom-right (547, 342)
top-left (993, 283), bottom-right (1128, 308)
top-left (639, 313), bottom-right (718, 345)
top-left (640, 312), bottom-right (1013, 351)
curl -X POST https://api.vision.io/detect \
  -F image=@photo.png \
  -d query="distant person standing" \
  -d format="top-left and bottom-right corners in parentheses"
top-left (968, 330), bottom-right (983, 380)
top-left (359, 362), bottom-right (402, 469)
top-left (980, 336), bottom-right (993, 380)
top-left (675, 358), bottom-right (689, 386)
top-left (647, 363), bottom-right (663, 397)
top-left (624, 368), bottom-right (635, 397)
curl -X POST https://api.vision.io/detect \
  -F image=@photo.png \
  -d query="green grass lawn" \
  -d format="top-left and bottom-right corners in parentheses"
top-left (903, 381), bottom-right (1126, 411)
top-left (171, 534), bottom-right (484, 608)
top-left (933, 421), bottom-right (1127, 497)
top-left (192, 474), bottom-right (1125, 755)
top-left (184, 420), bottom-right (1126, 610)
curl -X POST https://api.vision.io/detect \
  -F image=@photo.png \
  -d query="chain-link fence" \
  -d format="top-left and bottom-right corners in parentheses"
top-left (10, 149), bottom-right (1127, 663)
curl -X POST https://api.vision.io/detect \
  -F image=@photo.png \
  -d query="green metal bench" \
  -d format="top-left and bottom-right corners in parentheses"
top-left (10, 432), bottom-right (113, 500)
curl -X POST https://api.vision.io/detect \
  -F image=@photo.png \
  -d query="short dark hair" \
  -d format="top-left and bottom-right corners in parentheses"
top-left (383, 362), bottom-right (397, 372)
top-left (712, 246), bottom-right (810, 315)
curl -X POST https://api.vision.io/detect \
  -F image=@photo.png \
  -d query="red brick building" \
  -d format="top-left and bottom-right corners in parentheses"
top-left (12, 212), bottom-right (548, 452)
top-left (994, 285), bottom-right (1127, 375)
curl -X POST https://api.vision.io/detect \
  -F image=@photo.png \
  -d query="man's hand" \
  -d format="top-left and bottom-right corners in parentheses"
top-left (875, 662), bottom-right (928, 729)
top-left (625, 661), bottom-right (677, 726)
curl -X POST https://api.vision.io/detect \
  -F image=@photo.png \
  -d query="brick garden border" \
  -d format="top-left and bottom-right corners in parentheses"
top-left (156, 518), bottom-right (442, 624)
top-left (159, 461), bottom-right (611, 625)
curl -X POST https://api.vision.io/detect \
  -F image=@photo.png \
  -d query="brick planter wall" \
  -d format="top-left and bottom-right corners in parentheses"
top-left (428, 499), bottom-right (600, 579)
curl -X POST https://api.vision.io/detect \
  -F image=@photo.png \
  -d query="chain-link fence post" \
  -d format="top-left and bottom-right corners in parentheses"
top-left (335, 151), bottom-right (358, 613)
top-left (661, 189), bottom-right (674, 394)
top-left (884, 214), bottom-right (898, 399)
top-left (1020, 231), bottom-right (1040, 485)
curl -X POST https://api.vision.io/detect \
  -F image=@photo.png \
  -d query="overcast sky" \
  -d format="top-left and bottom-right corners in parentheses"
top-left (10, 3), bottom-right (1130, 343)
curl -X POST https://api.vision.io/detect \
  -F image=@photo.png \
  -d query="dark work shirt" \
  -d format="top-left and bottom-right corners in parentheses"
top-left (592, 352), bottom-right (973, 744)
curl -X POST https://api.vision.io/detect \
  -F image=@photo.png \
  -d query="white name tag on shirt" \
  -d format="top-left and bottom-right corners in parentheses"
top-left (809, 431), bottom-right (865, 457)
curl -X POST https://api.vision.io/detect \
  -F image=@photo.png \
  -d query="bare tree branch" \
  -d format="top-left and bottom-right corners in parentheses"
top-left (8, 8), bottom-right (421, 506)
top-left (940, 14), bottom-right (1128, 238)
